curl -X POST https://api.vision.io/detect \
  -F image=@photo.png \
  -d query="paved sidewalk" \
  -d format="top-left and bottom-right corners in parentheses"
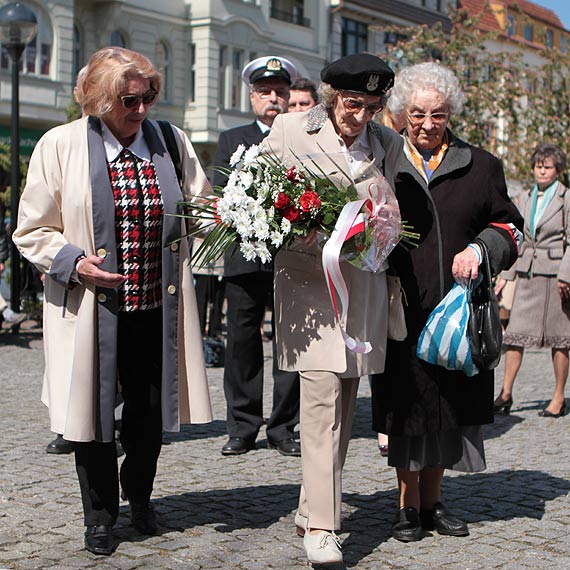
top-left (1, 327), bottom-right (569, 569)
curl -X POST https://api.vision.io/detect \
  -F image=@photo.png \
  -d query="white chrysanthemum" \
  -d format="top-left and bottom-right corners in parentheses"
top-left (252, 219), bottom-right (270, 240)
top-left (226, 169), bottom-right (240, 190)
top-left (266, 206), bottom-right (275, 221)
top-left (242, 145), bottom-right (260, 167)
top-left (229, 144), bottom-right (246, 167)
top-left (254, 241), bottom-right (272, 264)
top-left (238, 170), bottom-right (254, 191)
top-left (280, 217), bottom-right (292, 234)
top-left (240, 241), bottom-right (257, 261)
top-left (269, 231), bottom-right (284, 247)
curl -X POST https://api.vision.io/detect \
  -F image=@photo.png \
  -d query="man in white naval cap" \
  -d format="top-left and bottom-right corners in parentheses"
top-left (212, 56), bottom-right (301, 457)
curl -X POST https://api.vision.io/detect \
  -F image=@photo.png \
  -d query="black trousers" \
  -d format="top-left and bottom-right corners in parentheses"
top-left (223, 273), bottom-right (300, 443)
top-left (74, 308), bottom-right (163, 526)
top-left (194, 274), bottom-right (225, 337)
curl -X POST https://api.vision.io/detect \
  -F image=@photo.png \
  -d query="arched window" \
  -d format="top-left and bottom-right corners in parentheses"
top-left (72, 23), bottom-right (84, 82)
top-left (0, 3), bottom-right (53, 77)
top-left (110, 30), bottom-right (128, 48)
top-left (155, 40), bottom-right (170, 101)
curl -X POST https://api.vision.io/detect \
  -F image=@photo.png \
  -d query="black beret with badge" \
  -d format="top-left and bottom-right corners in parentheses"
top-left (320, 53), bottom-right (394, 95)
top-left (242, 55), bottom-right (298, 85)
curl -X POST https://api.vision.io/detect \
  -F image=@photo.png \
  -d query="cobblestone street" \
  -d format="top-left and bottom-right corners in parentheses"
top-left (1, 326), bottom-right (569, 569)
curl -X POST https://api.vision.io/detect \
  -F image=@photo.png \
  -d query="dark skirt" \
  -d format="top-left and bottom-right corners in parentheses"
top-left (504, 274), bottom-right (570, 349)
top-left (387, 426), bottom-right (486, 472)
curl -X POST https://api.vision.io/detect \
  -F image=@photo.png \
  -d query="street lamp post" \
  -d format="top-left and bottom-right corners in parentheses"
top-left (0, 2), bottom-right (37, 314)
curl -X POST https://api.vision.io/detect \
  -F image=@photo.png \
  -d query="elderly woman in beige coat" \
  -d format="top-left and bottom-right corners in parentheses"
top-left (13, 47), bottom-right (212, 556)
top-left (494, 144), bottom-right (570, 417)
top-left (262, 53), bottom-right (402, 565)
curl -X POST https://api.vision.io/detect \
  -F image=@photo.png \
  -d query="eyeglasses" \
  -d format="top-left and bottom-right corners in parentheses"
top-left (407, 112), bottom-right (448, 125)
top-left (252, 87), bottom-right (289, 99)
top-left (339, 95), bottom-right (383, 116)
top-left (119, 89), bottom-right (158, 109)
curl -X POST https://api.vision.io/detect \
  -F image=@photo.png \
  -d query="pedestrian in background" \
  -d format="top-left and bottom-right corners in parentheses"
top-left (13, 47), bottom-right (212, 556)
top-left (494, 144), bottom-right (569, 418)
top-left (214, 56), bottom-right (301, 458)
top-left (288, 77), bottom-right (318, 112)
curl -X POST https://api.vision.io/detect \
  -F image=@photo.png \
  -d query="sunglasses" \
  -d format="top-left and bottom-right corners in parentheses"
top-left (119, 89), bottom-right (158, 109)
top-left (339, 95), bottom-right (383, 116)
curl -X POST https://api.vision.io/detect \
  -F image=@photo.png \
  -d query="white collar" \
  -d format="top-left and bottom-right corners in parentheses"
top-left (100, 120), bottom-right (151, 162)
top-left (256, 119), bottom-right (271, 134)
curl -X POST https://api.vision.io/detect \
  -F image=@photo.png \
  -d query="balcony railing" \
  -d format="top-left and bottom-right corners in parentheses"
top-left (270, 7), bottom-right (310, 28)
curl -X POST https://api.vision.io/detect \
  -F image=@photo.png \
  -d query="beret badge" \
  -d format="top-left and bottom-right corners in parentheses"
top-left (366, 74), bottom-right (380, 92)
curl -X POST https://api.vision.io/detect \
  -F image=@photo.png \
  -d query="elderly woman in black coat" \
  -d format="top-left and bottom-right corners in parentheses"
top-left (370, 62), bottom-right (523, 542)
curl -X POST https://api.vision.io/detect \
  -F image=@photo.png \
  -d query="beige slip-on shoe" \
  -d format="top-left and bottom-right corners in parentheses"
top-left (294, 511), bottom-right (308, 536)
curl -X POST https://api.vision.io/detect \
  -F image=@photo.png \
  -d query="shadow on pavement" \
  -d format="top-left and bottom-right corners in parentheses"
top-left (162, 420), bottom-right (227, 443)
top-left (0, 328), bottom-right (42, 347)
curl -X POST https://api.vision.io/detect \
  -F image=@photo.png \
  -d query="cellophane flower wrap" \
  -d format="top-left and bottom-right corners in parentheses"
top-left (180, 145), bottom-right (416, 270)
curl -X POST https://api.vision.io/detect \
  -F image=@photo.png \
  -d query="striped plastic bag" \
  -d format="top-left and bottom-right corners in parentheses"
top-left (416, 283), bottom-right (479, 377)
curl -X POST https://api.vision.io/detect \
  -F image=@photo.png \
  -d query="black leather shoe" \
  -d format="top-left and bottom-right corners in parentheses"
top-left (268, 438), bottom-right (301, 457)
top-left (46, 434), bottom-right (74, 454)
top-left (420, 502), bottom-right (469, 536)
top-left (84, 525), bottom-right (113, 555)
top-left (221, 437), bottom-right (255, 456)
top-left (392, 507), bottom-right (424, 542)
top-left (130, 502), bottom-right (157, 535)
top-left (538, 401), bottom-right (566, 418)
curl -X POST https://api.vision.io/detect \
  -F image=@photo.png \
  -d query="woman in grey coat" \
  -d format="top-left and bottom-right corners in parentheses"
top-left (494, 144), bottom-right (570, 417)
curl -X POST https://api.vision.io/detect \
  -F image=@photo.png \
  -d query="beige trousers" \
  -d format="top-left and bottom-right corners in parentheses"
top-left (297, 370), bottom-right (359, 531)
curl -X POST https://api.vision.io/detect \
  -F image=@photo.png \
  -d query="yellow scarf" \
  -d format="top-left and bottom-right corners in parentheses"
top-left (404, 132), bottom-right (449, 183)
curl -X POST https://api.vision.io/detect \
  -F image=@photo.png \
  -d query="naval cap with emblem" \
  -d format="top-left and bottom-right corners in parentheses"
top-left (242, 55), bottom-right (298, 86)
top-left (320, 53), bottom-right (394, 96)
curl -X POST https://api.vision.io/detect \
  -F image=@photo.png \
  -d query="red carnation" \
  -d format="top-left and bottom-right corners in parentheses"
top-left (285, 166), bottom-right (304, 183)
top-left (299, 191), bottom-right (321, 213)
top-left (274, 192), bottom-right (291, 210)
top-left (213, 197), bottom-right (221, 223)
top-left (283, 206), bottom-right (300, 222)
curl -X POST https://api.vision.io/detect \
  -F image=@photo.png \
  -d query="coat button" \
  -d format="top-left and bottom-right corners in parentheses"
top-left (167, 285), bottom-right (176, 295)
top-left (97, 248), bottom-right (107, 258)
top-left (97, 293), bottom-right (107, 303)
top-left (170, 242), bottom-right (179, 252)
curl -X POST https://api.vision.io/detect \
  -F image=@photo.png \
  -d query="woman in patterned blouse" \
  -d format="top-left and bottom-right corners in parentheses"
top-left (13, 47), bottom-right (212, 556)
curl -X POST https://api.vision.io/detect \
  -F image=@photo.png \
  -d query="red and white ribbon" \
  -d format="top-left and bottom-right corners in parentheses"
top-left (322, 197), bottom-right (371, 354)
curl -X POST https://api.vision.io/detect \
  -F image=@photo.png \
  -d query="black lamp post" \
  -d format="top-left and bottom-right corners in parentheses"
top-left (0, 2), bottom-right (37, 313)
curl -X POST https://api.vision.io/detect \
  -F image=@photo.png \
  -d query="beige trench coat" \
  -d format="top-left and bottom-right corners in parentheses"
top-left (13, 117), bottom-right (213, 442)
top-left (263, 106), bottom-right (403, 377)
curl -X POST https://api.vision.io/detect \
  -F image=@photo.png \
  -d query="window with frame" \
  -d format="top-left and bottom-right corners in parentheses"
top-left (189, 43), bottom-right (196, 102)
top-left (72, 24), bottom-right (83, 81)
top-left (524, 24), bottom-right (533, 42)
top-left (231, 49), bottom-right (244, 109)
top-left (270, 0), bottom-right (310, 27)
top-left (0, 6), bottom-right (53, 77)
top-left (110, 30), bottom-right (128, 48)
top-left (507, 15), bottom-right (516, 36)
top-left (341, 18), bottom-right (367, 56)
top-left (545, 29), bottom-right (554, 48)
top-left (561, 35), bottom-right (567, 53)
top-left (218, 46), bottom-right (227, 108)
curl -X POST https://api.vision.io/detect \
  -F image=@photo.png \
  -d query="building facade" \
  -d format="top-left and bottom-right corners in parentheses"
top-left (0, 0), bottom-right (452, 168)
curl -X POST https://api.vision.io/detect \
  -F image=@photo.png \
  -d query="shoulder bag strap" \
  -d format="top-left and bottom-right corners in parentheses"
top-left (157, 120), bottom-right (182, 186)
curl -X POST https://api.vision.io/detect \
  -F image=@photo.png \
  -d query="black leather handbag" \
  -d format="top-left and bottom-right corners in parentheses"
top-left (468, 240), bottom-right (503, 371)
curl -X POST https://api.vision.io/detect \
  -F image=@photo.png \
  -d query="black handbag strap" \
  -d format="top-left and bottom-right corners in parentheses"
top-left (157, 120), bottom-right (182, 186)
top-left (469, 240), bottom-right (495, 299)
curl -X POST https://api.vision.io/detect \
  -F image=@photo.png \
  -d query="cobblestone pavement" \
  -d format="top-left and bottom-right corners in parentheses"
top-left (1, 326), bottom-right (569, 569)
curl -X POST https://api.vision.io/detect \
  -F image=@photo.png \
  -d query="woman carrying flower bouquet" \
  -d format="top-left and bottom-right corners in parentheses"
top-left (262, 53), bottom-right (403, 564)
top-left (370, 62), bottom-right (523, 543)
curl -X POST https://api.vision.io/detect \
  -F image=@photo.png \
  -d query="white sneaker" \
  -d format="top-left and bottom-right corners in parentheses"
top-left (294, 511), bottom-right (308, 536)
top-left (2, 308), bottom-right (26, 325)
top-left (303, 530), bottom-right (343, 564)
